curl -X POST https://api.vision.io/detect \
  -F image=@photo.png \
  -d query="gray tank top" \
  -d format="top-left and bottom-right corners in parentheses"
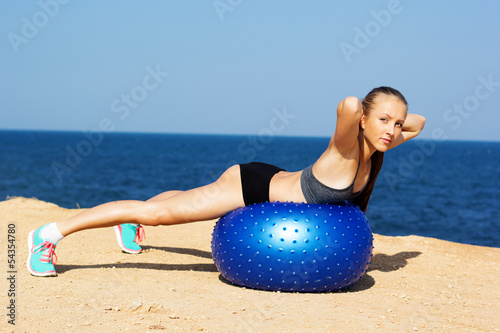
top-left (300, 161), bottom-right (367, 204)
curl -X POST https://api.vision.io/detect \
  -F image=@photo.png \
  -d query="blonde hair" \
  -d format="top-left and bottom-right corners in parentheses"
top-left (362, 86), bottom-right (408, 116)
top-left (353, 86), bottom-right (408, 212)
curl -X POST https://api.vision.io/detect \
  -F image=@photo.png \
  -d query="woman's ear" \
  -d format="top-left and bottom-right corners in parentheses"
top-left (360, 112), bottom-right (367, 129)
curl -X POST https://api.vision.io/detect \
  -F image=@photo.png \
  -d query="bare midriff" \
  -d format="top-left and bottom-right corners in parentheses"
top-left (269, 171), bottom-right (306, 203)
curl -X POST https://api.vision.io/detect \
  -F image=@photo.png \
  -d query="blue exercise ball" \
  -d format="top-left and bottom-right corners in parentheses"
top-left (211, 201), bottom-right (373, 292)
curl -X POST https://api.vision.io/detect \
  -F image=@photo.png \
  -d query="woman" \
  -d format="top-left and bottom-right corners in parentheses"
top-left (27, 86), bottom-right (425, 277)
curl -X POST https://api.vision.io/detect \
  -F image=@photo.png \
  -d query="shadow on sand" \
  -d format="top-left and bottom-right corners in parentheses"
top-left (56, 247), bottom-right (422, 293)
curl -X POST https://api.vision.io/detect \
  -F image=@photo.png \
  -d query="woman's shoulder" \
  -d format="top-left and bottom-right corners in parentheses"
top-left (314, 143), bottom-right (360, 174)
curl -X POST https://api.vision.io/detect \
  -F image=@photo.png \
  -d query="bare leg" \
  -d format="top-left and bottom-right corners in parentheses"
top-left (146, 190), bottom-right (183, 202)
top-left (56, 165), bottom-right (244, 236)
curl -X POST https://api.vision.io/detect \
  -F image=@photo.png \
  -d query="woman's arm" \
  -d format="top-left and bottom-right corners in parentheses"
top-left (393, 113), bottom-right (426, 148)
top-left (332, 96), bottom-right (362, 154)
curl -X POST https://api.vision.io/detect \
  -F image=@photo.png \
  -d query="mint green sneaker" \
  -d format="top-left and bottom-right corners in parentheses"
top-left (113, 224), bottom-right (145, 254)
top-left (27, 225), bottom-right (58, 277)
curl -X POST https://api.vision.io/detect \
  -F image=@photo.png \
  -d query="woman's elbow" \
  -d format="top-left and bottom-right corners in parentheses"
top-left (417, 115), bottom-right (426, 131)
top-left (343, 96), bottom-right (361, 111)
top-left (338, 96), bottom-right (362, 117)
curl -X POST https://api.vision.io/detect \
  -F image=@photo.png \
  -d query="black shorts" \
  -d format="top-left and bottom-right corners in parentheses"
top-left (240, 162), bottom-right (285, 206)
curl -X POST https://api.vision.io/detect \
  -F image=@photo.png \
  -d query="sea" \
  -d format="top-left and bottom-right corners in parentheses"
top-left (1, 130), bottom-right (499, 248)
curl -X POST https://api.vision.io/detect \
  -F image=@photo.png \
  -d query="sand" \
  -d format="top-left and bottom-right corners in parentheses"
top-left (1, 197), bottom-right (499, 332)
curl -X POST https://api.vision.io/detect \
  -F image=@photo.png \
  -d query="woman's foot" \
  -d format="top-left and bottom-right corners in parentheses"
top-left (113, 224), bottom-right (145, 254)
top-left (27, 225), bottom-right (58, 277)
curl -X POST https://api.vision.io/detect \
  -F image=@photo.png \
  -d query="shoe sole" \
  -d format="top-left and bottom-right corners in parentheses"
top-left (26, 230), bottom-right (57, 277)
top-left (113, 225), bottom-right (142, 254)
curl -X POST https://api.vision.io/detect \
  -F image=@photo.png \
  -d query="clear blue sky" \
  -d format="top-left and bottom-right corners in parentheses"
top-left (1, 0), bottom-right (499, 141)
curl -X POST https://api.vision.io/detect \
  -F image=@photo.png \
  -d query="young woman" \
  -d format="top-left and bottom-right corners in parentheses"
top-left (27, 86), bottom-right (425, 277)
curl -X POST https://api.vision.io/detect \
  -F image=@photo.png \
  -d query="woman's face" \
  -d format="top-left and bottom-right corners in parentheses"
top-left (361, 95), bottom-right (408, 152)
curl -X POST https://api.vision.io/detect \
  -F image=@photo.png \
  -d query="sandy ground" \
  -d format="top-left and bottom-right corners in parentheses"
top-left (1, 197), bottom-right (499, 332)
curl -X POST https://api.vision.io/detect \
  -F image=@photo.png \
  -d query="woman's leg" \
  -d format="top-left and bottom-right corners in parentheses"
top-left (113, 190), bottom-right (184, 253)
top-left (146, 190), bottom-right (183, 202)
top-left (57, 165), bottom-right (244, 237)
top-left (27, 165), bottom-right (244, 276)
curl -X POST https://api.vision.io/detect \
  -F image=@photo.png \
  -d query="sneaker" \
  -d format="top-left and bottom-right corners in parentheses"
top-left (113, 224), bottom-right (145, 254)
top-left (27, 225), bottom-right (58, 277)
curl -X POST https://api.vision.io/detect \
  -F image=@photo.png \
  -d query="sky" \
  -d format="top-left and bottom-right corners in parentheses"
top-left (1, 0), bottom-right (499, 141)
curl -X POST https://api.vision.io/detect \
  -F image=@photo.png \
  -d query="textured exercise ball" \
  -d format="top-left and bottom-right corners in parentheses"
top-left (211, 201), bottom-right (373, 292)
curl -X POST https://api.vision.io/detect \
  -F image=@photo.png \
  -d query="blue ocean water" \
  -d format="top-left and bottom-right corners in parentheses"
top-left (1, 130), bottom-right (499, 248)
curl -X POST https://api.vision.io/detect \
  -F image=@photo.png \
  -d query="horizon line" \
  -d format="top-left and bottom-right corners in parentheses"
top-left (1, 128), bottom-right (499, 143)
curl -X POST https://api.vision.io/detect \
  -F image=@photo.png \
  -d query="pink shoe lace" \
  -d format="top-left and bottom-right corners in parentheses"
top-left (135, 225), bottom-right (145, 243)
top-left (32, 241), bottom-right (58, 264)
